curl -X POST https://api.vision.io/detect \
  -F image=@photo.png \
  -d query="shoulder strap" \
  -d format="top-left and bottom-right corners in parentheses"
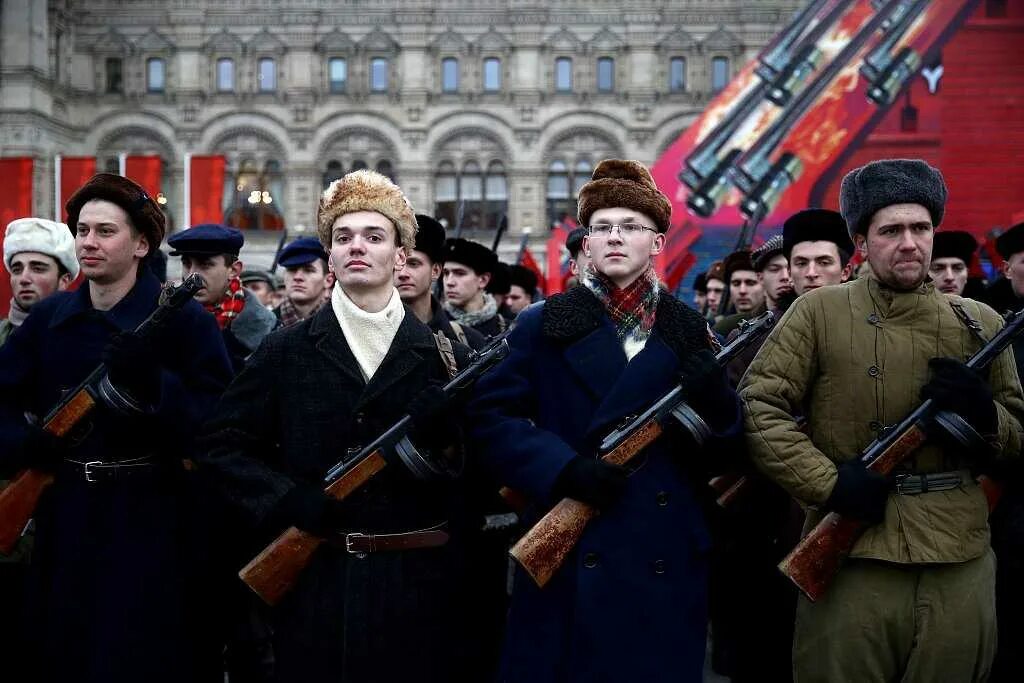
top-left (433, 331), bottom-right (459, 380)
top-left (448, 320), bottom-right (469, 347)
top-left (949, 300), bottom-right (989, 344)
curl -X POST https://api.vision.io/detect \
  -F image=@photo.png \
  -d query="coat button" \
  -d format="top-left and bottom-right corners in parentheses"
top-left (583, 552), bottom-right (599, 569)
top-left (867, 313), bottom-right (881, 325)
top-left (652, 559), bottom-right (666, 575)
top-left (868, 365), bottom-right (880, 378)
top-left (354, 412), bottom-right (365, 426)
top-left (656, 491), bottom-right (669, 507)
top-left (869, 420), bottom-right (882, 432)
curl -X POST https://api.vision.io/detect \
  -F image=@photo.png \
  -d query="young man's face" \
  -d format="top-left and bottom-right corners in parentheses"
top-left (328, 211), bottom-right (404, 295)
top-left (244, 280), bottom-right (274, 307)
top-left (75, 199), bottom-right (149, 285)
top-left (790, 240), bottom-right (850, 295)
top-left (729, 268), bottom-right (764, 314)
top-left (284, 260), bottom-right (330, 306)
top-left (857, 203), bottom-right (933, 292)
top-left (583, 207), bottom-right (665, 289)
top-left (443, 261), bottom-right (489, 308)
top-left (181, 254), bottom-right (242, 305)
top-left (705, 278), bottom-right (725, 313)
top-left (693, 290), bottom-right (707, 311)
top-left (759, 254), bottom-right (793, 307)
top-left (505, 285), bottom-right (531, 315)
top-left (8, 252), bottom-right (71, 310)
top-left (930, 257), bottom-right (968, 295)
top-left (1005, 252), bottom-right (1024, 299)
top-left (395, 249), bottom-right (439, 303)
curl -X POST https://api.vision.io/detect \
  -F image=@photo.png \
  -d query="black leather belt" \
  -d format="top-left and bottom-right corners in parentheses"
top-left (64, 457), bottom-right (159, 483)
top-left (342, 523), bottom-right (449, 556)
top-left (892, 471), bottom-right (964, 495)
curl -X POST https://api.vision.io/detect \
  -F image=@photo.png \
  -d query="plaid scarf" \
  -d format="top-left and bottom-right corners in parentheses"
top-left (582, 264), bottom-right (660, 342)
top-left (205, 276), bottom-right (246, 330)
top-left (277, 295), bottom-right (325, 328)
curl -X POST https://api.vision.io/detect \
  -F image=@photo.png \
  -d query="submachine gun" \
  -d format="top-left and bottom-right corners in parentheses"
top-left (0, 273), bottom-right (207, 554)
top-left (509, 311), bottom-right (775, 588)
top-left (779, 308), bottom-right (1024, 602)
top-left (239, 332), bottom-right (511, 606)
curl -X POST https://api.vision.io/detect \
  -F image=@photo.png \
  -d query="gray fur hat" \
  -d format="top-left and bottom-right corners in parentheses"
top-left (839, 159), bottom-right (947, 238)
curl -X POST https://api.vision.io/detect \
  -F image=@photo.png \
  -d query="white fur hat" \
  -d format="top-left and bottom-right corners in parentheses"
top-left (4, 217), bottom-right (80, 280)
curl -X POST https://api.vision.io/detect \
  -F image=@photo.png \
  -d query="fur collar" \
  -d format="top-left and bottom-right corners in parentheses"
top-left (543, 285), bottom-right (711, 360)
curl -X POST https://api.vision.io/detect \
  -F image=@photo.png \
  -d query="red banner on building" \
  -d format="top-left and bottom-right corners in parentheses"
top-left (189, 155), bottom-right (226, 228)
top-left (125, 155), bottom-right (162, 200)
top-left (59, 157), bottom-right (96, 222)
top-left (0, 157), bottom-right (34, 318)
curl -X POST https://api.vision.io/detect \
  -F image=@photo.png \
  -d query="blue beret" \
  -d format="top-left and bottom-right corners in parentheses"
top-left (278, 237), bottom-right (328, 268)
top-left (168, 224), bottom-right (244, 256)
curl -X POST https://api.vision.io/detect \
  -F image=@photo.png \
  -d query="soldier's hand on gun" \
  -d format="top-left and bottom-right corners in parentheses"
top-left (18, 424), bottom-right (67, 473)
top-left (920, 357), bottom-right (998, 435)
top-left (552, 457), bottom-right (628, 510)
top-left (406, 380), bottom-right (460, 450)
top-left (102, 331), bottom-right (162, 404)
top-left (826, 459), bottom-right (889, 525)
top-left (270, 483), bottom-right (347, 537)
top-left (679, 348), bottom-right (737, 431)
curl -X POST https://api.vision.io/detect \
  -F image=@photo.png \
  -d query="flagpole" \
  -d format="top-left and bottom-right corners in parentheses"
top-left (53, 155), bottom-right (62, 222)
top-left (183, 153), bottom-right (192, 230)
top-left (118, 153), bottom-right (126, 177)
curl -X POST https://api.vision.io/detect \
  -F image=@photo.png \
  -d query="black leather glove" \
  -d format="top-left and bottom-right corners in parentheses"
top-left (920, 357), bottom-right (998, 435)
top-left (406, 381), bottom-right (460, 450)
top-left (102, 331), bottom-right (162, 404)
top-left (270, 483), bottom-right (346, 536)
top-left (826, 459), bottom-right (889, 525)
top-left (553, 457), bottom-right (628, 510)
top-left (17, 425), bottom-right (67, 473)
top-left (679, 349), bottom-right (737, 432)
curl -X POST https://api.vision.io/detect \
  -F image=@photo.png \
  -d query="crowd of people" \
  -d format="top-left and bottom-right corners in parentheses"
top-left (0, 156), bottom-right (1021, 683)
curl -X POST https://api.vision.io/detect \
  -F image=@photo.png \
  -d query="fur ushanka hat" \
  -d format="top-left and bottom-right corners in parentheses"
top-left (577, 159), bottom-right (673, 233)
top-left (839, 159), bottom-right (947, 239)
top-left (317, 169), bottom-right (417, 250)
top-left (66, 173), bottom-right (166, 253)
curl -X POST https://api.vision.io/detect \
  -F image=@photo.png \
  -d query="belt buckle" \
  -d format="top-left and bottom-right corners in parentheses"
top-left (345, 532), bottom-right (370, 556)
top-left (893, 473), bottom-right (912, 495)
top-left (83, 460), bottom-right (102, 484)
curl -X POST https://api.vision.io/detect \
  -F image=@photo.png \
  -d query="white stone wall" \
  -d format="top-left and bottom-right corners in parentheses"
top-left (1, 0), bottom-right (799, 257)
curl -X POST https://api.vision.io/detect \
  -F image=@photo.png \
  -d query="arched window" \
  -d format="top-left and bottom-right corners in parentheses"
top-left (323, 159), bottom-right (344, 188)
top-left (351, 159), bottom-right (368, 172)
top-left (573, 160), bottom-right (592, 197)
top-left (546, 160), bottom-right (572, 223)
top-left (484, 161), bottom-right (509, 230)
top-left (224, 158), bottom-right (285, 230)
top-left (376, 159), bottom-right (395, 182)
top-left (434, 161), bottom-right (458, 228)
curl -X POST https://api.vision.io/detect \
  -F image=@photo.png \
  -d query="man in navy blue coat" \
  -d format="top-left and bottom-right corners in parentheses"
top-left (469, 159), bottom-right (740, 683)
top-left (0, 174), bottom-right (233, 683)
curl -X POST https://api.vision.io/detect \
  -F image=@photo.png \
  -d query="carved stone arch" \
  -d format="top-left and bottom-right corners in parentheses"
top-left (203, 28), bottom-right (245, 55)
top-left (429, 126), bottom-right (511, 166)
top-left (542, 126), bottom-right (623, 167)
top-left (657, 26), bottom-right (698, 52)
top-left (702, 26), bottom-right (744, 55)
top-left (359, 27), bottom-right (398, 54)
top-left (475, 26), bottom-right (511, 55)
top-left (430, 28), bottom-right (470, 55)
top-left (96, 125), bottom-right (175, 161)
top-left (92, 28), bottom-right (132, 55)
top-left (210, 126), bottom-right (287, 163)
top-left (589, 27), bottom-right (624, 53)
top-left (248, 27), bottom-right (287, 55)
top-left (135, 28), bottom-right (175, 54)
top-left (543, 26), bottom-right (583, 53)
top-left (211, 127), bottom-right (288, 229)
top-left (316, 28), bottom-right (355, 54)
top-left (317, 126), bottom-right (400, 173)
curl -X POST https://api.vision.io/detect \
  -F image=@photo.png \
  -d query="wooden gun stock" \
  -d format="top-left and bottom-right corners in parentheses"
top-left (0, 389), bottom-right (97, 554)
top-left (778, 424), bottom-right (928, 602)
top-left (239, 450), bottom-right (388, 606)
top-left (509, 420), bottom-right (664, 588)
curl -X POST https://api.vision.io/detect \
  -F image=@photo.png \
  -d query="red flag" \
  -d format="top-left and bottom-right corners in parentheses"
top-left (0, 157), bottom-right (34, 317)
top-left (189, 156), bottom-right (226, 227)
top-left (125, 155), bottom-right (162, 199)
top-left (519, 247), bottom-right (545, 295)
top-left (546, 222), bottom-right (570, 295)
top-left (59, 157), bottom-right (96, 222)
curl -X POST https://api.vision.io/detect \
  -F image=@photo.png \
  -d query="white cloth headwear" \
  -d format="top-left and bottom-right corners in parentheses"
top-left (4, 217), bottom-right (80, 280)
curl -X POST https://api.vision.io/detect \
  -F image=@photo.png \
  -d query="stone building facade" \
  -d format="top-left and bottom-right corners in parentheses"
top-left (1, 0), bottom-right (798, 260)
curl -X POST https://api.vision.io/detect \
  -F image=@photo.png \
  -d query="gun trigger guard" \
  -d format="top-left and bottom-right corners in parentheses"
top-left (670, 403), bottom-right (712, 446)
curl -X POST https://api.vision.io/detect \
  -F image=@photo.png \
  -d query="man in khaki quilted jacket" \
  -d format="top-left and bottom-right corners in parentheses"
top-left (740, 159), bottom-right (1024, 683)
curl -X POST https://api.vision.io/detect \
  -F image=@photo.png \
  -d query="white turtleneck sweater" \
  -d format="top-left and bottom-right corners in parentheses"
top-left (330, 283), bottom-right (406, 381)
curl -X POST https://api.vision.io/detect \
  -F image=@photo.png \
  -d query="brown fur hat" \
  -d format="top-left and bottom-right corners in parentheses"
top-left (317, 169), bottom-right (417, 249)
top-left (66, 173), bottom-right (165, 253)
top-left (577, 159), bottom-right (673, 233)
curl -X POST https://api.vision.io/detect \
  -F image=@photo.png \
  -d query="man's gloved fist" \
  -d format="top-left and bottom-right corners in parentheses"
top-left (18, 425), bottom-right (67, 472)
top-left (920, 357), bottom-right (997, 435)
top-left (102, 331), bottom-right (162, 404)
top-left (553, 457), bottom-right (628, 510)
top-left (270, 483), bottom-right (346, 537)
top-left (826, 459), bottom-right (889, 525)
top-left (679, 348), bottom-right (736, 431)
top-left (406, 381), bottom-right (459, 450)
